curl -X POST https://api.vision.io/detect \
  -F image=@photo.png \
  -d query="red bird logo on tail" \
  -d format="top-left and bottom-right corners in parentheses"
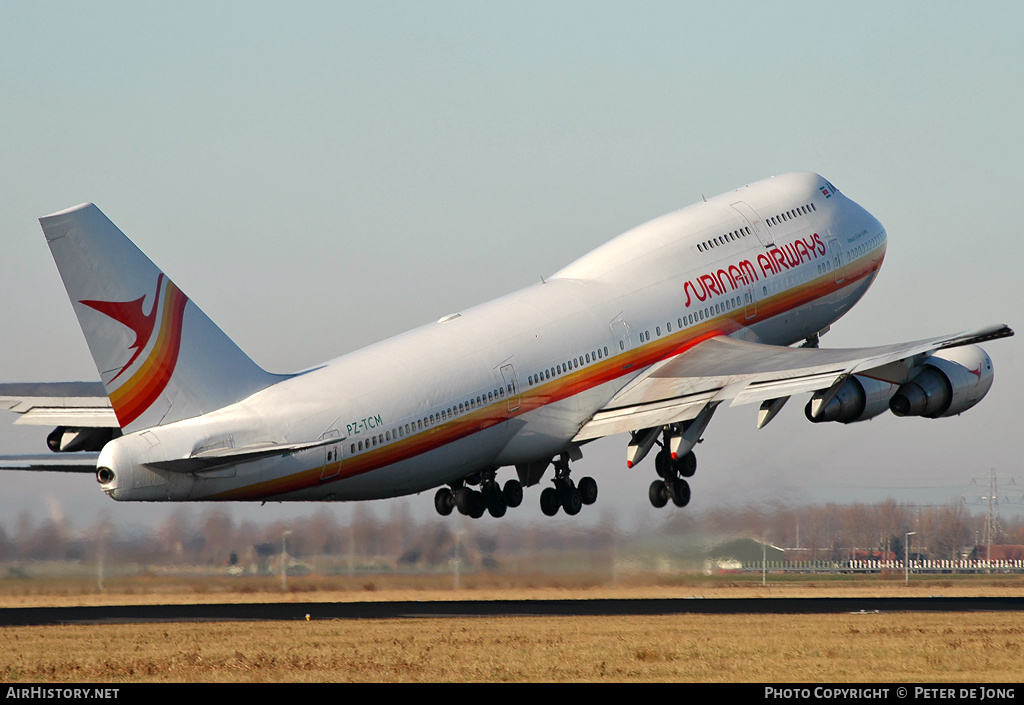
top-left (80, 274), bottom-right (163, 382)
top-left (78, 274), bottom-right (189, 427)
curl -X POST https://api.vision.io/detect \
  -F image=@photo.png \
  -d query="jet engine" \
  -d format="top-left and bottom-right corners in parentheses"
top-left (889, 345), bottom-right (994, 418)
top-left (805, 375), bottom-right (897, 424)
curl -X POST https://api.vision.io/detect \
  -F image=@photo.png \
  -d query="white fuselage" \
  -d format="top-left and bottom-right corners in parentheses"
top-left (97, 172), bottom-right (887, 501)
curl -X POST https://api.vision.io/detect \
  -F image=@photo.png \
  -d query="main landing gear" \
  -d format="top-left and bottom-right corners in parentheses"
top-left (627, 423), bottom-right (704, 510)
top-left (433, 451), bottom-right (598, 519)
top-left (539, 452), bottom-right (598, 517)
top-left (630, 407), bottom-right (716, 510)
top-left (434, 469), bottom-right (523, 519)
top-left (648, 446), bottom-right (695, 509)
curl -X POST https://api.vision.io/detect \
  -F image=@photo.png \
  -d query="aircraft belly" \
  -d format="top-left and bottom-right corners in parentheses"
top-left (493, 396), bottom-right (594, 466)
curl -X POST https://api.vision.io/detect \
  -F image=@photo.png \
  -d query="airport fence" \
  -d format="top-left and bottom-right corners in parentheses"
top-left (740, 558), bottom-right (1024, 574)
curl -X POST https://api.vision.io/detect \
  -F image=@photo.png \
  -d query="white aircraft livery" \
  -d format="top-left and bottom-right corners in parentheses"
top-left (0, 172), bottom-right (1013, 518)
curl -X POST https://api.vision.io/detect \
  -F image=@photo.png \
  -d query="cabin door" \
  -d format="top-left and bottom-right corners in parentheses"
top-left (320, 429), bottom-right (342, 480)
top-left (731, 201), bottom-right (773, 247)
top-left (500, 363), bottom-right (520, 413)
top-left (827, 236), bottom-right (845, 284)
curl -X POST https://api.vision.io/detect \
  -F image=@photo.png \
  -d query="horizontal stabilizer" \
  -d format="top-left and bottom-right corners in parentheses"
top-left (0, 453), bottom-right (99, 473)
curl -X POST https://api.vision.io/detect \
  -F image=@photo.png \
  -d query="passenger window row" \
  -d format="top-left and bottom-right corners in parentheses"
top-left (696, 226), bottom-right (751, 253)
top-left (615, 294), bottom-right (748, 352)
top-left (527, 346), bottom-right (611, 387)
top-left (848, 234), bottom-right (884, 262)
top-left (350, 383), bottom-right (513, 455)
top-left (766, 202), bottom-right (816, 228)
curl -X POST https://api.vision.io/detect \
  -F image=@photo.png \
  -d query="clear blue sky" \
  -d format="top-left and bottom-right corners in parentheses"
top-left (2, 2), bottom-right (1021, 531)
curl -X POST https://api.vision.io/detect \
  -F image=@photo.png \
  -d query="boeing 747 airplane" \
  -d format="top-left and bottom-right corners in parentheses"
top-left (0, 172), bottom-right (1012, 518)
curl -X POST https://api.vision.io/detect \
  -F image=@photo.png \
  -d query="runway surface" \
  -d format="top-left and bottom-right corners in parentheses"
top-left (2, 596), bottom-right (1023, 626)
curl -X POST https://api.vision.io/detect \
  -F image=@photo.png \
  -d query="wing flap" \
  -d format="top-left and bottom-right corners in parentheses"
top-left (730, 371), bottom-right (848, 405)
top-left (573, 392), bottom-right (716, 442)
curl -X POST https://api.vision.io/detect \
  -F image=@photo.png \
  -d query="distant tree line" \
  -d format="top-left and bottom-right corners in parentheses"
top-left (0, 499), bottom-right (1021, 569)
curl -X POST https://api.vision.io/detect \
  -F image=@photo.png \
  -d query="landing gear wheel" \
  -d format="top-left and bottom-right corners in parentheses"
top-left (540, 487), bottom-right (560, 516)
top-left (434, 487), bottom-right (454, 516)
top-left (578, 476), bottom-right (598, 505)
top-left (655, 448), bottom-right (673, 479)
top-left (455, 488), bottom-right (485, 518)
top-left (649, 479), bottom-right (668, 508)
top-left (668, 478), bottom-right (691, 507)
top-left (468, 490), bottom-right (486, 518)
top-left (484, 487), bottom-right (507, 518)
top-left (561, 486), bottom-right (583, 516)
top-left (503, 479), bottom-right (523, 508)
top-left (674, 451), bottom-right (697, 478)
top-left (454, 487), bottom-right (472, 515)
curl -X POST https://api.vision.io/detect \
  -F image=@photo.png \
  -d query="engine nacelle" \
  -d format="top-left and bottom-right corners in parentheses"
top-left (889, 345), bottom-right (994, 418)
top-left (46, 426), bottom-right (121, 453)
top-left (805, 375), bottom-right (898, 424)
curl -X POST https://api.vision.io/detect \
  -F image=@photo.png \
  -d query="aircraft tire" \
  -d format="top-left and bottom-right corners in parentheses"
top-left (485, 488), bottom-right (507, 518)
top-left (649, 480), bottom-right (668, 508)
top-left (454, 487), bottom-right (472, 515)
top-left (503, 479), bottom-right (523, 508)
top-left (578, 476), bottom-right (598, 505)
top-left (655, 448), bottom-right (672, 479)
top-left (540, 487), bottom-right (560, 516)
top-left (669, 478), bottom-right (691, 508)
top-left (562, 486), bottom-right (583, 515)
top-left (434, 487), bottom-right (455, 516)
top-left (468, 490), bottom-right (486, 519)
top-left (674, 451), bottom-right (697, 478)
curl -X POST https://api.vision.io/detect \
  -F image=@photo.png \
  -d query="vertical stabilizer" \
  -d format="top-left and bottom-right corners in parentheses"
top-left (39, 203), bottom-right (285, 432)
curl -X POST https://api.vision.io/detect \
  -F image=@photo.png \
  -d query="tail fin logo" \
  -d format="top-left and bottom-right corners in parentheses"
top-left (79, 274), bottom-right (189, 427)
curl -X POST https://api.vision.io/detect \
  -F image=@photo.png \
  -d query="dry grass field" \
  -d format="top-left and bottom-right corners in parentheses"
top-left (1, 572), bottom-right (1022, 682)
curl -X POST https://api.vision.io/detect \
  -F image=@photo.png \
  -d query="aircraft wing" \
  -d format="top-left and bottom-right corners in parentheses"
top-left (573, 324), bottom-right (1013, 441)
top-left (0, 382), bottom-right (116, 427)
